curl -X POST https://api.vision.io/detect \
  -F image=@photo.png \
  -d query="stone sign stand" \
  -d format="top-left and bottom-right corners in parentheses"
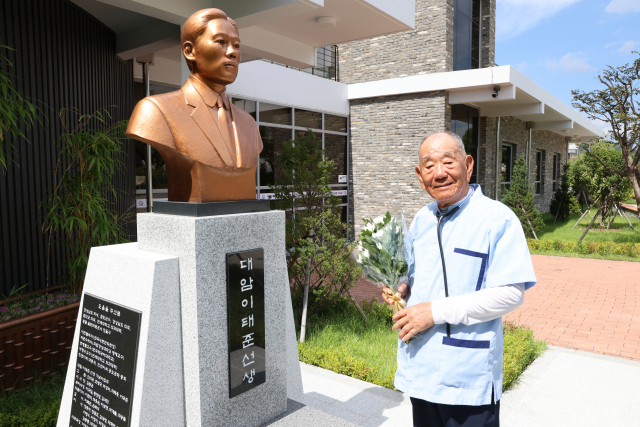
top-left (57, 210), bottom-right (305, 427)
top-left (57, 243), bottom-right (185, 426)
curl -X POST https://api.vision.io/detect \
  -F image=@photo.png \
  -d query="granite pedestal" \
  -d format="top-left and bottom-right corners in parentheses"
top-left (57, 210), bottom-right (304, 427)
top-left (57, 243), bottom-right (184, 426)
top-left (136, 210), bottom-right (292, 427)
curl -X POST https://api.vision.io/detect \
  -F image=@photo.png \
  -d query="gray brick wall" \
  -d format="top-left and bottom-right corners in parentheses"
top-left (349, 92), bottom-right (449, 233)
top-left (481, 0), bottom-right (496, 67)
top-left (478, 115), bottom-right (567, 212)
top-left (338, 0), bottom-right (454, 84)
top-left (338, 0), bottom-right (496, 85)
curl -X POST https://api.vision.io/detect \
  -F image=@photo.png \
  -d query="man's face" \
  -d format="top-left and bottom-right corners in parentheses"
top-left (415, 134), bottom-right (474, 208)
top-left (187, 19), bottom-right (240, 86)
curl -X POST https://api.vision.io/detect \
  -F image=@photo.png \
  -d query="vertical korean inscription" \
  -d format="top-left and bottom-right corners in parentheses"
top-left (69, 294), bottom-right (142, 427)
top-left (227, 248), bottom-right (266, 398)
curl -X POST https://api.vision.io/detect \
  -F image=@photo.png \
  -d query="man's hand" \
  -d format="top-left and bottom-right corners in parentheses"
top-left (392, 302), bottom-right (435, 342)
top-left (381, 282), bottom-right (409, 305)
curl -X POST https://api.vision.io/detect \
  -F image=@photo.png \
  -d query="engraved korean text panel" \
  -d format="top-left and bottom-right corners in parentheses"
top-left (69, 294), bottom-right (142, 427)
top-left (226, 248), bottom-right (266, 398)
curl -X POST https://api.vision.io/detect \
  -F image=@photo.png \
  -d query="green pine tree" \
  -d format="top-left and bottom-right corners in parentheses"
top-left (501, 157), bottom-right (544, 239)
top-left (549, 163), bottom-right (580, 221)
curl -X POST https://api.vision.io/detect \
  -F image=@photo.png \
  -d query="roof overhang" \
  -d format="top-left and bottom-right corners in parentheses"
top-left (348, 66), bottom-right (604, 141)
top-left (72, 0), bottom-right (414, 68)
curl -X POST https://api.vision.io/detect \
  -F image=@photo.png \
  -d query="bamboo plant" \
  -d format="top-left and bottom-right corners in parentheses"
top-left (42, 108), bottom-right (133, 294)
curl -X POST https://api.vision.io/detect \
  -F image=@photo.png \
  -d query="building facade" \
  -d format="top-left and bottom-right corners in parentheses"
top-left (0, 0), bottom-right (601, 293)
top-left (339, 0), bottom-right (583, 232)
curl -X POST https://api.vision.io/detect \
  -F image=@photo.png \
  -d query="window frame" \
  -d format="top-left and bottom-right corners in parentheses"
top-left (453, 0), bottom-right (482, 71)
top-left (535, 150), bottom-right (544, 195)
top-left (500, 143), bottom-right (514, 194)
top-left (552, 153), bottom-right (560, 192)
top-left (233, 96), bottom-right (351, 235)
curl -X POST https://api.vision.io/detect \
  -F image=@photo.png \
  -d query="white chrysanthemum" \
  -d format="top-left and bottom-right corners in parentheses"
top-left (373, 217), bottom-right (384, 225)
top-left (376, 242), bottom-right (383, 250)
top-left (365, 223), bottom-right (375, 232)
top-left (362, 248), bottom-right (370, 258)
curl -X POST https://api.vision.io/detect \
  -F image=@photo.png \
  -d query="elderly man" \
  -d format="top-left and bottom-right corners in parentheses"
top-left (382, 132), bottom-right (536, 427)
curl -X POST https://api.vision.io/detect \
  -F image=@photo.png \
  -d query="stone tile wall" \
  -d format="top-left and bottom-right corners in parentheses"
top-left (338, 0), bottom-right (455, 84)
top-left (338, 0), bottom-right (497, 85)
top-left (478, 115), bottom-right (567, 212)
top-left (349, 92), bottom-right (449, 234)
top-left (481, 0), bottom-right (496, 67)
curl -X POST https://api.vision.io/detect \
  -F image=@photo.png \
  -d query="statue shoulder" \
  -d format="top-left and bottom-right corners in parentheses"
top-left (231, 104), bottom-right (258, 127)
top-left (126, 96), bottom-right (176, 149)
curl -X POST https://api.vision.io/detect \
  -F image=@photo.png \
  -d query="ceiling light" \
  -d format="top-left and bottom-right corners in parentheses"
top-left (317, 16), bottom-right (336, 28)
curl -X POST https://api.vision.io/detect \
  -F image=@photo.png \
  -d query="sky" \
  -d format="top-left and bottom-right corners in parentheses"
top-left (495, 0), bottom-right (640, 134)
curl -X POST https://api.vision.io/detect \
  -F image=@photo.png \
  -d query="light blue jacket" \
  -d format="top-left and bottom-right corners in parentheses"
top-left (395, 185), bottom-right (536, 406)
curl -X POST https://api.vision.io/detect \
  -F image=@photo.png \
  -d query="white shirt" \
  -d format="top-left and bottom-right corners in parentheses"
top-left (430, 283), bottom-right (525, 326)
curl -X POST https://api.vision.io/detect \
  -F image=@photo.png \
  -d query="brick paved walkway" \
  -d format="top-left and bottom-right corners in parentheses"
top-left (350, 255), bottom-right (640, 362)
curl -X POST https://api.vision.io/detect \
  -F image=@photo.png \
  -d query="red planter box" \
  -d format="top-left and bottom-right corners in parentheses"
top-left (0, 302), bottom-right (80, 391)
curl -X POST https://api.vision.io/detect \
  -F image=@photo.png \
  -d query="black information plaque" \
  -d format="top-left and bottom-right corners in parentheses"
top-left (69, 294), bottom-right (142, 427)
top-left (226, 248), bottom-right (266, 398)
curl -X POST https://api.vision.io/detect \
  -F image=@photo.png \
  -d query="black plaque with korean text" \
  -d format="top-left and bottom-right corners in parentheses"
top-left (226, 248), bottom-right (266, 398)
top-left (69, 294), bottom-right (142, 427)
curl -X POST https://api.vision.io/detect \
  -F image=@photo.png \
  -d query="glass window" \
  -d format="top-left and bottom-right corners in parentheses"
top-left (295, 109), bottom-right (322, 130)
top-left (453, 0), bottom-right (481, 71)
top-left (535, 151), bottom-right (543, 195)
top-left (552, 153), bottom-right (559, 191)
top-left (259, 102), bottom-right (291, 125)
top-left (232, 98), bottom-right (256, 119)
top-left (501, 143), bottom-right (513, 192)
top-left (324, 134), bottom-right (348, 184)
top-left (133, 83), bottom-right (178, 197)
top-left (325, 114), bottom-right (348, 133)
top-left (259, 126), bottom-right (291, 187)
top-left (451, 104), bottom-right (479, 184)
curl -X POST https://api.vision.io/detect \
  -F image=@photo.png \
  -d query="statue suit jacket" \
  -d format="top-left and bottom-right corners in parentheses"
top-left (126, 75), bottom-right (263, 203)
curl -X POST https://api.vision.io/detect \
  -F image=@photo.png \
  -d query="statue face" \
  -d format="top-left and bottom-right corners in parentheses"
top-left (190, 19), bottom-right (241, 86)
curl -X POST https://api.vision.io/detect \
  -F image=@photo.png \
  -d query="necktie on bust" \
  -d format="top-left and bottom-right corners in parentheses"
top-left (216, 92), bottom-right (241, 167)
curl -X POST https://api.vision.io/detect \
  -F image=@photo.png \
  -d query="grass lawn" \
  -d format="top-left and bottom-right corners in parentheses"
top-left (0, 369), bottom-right (65, 427)
top-left (527, 208), bottom-right (640, 262)
top-left (299, 298), bottom-right (546, 391)
top-left (537, 208), bottom-right (640, 243)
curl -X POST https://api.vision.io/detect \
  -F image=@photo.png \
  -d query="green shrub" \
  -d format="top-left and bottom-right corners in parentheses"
top-left (503, 321), bottom-right (546, 390)
top-left (502, 157), bottom-right (545, 239)
top-left (0, 399), bottom-right (60, 427)
top-left (527, 238), bottom-right (640, 259)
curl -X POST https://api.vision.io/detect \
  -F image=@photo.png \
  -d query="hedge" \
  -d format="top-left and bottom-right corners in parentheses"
top-left (527, 239), bottom-right (640, 258)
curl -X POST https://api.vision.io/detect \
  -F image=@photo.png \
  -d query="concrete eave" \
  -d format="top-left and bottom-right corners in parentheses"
top-left (82, 0), bottom-right (414, 69)
top-left (347, 66), bottom-right (604, 141)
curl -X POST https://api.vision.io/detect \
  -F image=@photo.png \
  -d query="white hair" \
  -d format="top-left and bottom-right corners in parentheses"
top-left (417, 131), bottom-right (467, 161)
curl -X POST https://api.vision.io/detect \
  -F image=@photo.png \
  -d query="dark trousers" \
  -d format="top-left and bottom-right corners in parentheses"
top-left (411, 389), bottom-right (499, 427)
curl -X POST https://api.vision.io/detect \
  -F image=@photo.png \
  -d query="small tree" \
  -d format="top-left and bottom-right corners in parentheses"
top-left (549, 163), bottom-right (580, 221)
top-left (501, 157), bottom-right (544, 239)
top-left (567, 141), bottom-right (632, 228)
top-left (272, 130), bottom-right (360, 320)
top-left (571, 52), bottom-right (640, 220)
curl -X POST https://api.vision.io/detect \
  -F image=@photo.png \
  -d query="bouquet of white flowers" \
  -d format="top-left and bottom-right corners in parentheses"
top-left (354, 212), bottom-right (409, 313)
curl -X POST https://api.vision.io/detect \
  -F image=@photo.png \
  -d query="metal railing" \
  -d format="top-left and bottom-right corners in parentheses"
top-left (261, 45), bottom-right (339, 81)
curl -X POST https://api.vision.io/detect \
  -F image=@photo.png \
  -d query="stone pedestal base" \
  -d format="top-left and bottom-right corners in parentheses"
top-left (57, 243), bottom-right (184, 426)
top-left (57, 210), bottom-right (303, 427)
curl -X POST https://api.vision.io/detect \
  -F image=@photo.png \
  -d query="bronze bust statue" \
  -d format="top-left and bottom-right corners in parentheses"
top-left (126, 9), bottom-right (263, 203)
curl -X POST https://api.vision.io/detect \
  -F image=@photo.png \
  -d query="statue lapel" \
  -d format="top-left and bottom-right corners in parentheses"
top-left (182, 79), bottom-right (234, 167)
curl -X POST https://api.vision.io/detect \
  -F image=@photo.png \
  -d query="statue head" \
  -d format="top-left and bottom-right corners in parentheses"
top-left (181, 9), bottom-right (240, 88)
